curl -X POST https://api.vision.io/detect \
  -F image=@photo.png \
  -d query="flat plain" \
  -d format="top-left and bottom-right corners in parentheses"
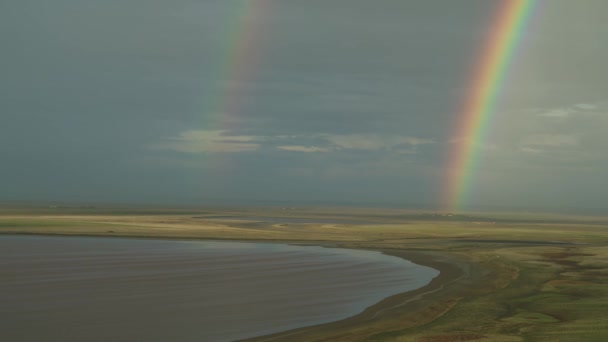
top-left (2, 204), bottom-right (608, 341)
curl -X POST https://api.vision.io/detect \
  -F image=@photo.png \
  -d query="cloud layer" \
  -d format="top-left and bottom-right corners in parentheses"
top-left (152, 130), bottom-right (435, 154)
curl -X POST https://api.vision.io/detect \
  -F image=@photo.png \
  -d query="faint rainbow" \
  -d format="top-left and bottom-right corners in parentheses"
top-left (202, 1), bottom-right (271, 132)
top-left (444, 0), bottom-right (537, 211)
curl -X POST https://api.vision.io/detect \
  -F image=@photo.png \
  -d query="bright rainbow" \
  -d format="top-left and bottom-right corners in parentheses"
top-left (444, 0), bottom-right (536, 211)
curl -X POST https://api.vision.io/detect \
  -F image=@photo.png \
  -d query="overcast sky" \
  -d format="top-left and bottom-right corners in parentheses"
top-left (2, 0), bottom-right (607, 212)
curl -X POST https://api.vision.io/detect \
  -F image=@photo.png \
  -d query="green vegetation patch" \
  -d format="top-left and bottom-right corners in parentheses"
top-left (501, 310), bottom-right (560, 324)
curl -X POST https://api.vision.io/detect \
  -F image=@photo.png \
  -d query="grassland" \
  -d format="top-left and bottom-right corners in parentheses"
top-left (1, 204), bottom-right (608, 341)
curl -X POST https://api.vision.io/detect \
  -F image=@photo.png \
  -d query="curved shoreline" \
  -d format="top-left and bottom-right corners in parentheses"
top-left (243, 247), bottom-right (476, 342)
top-left (0, 232), bottom-right (477, 341)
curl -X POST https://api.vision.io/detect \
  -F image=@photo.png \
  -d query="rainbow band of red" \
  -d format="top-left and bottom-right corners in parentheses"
top-left (444, 0), bottom-right (536, 211)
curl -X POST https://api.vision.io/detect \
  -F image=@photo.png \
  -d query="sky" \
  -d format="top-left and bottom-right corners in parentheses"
top-left (2, 0), bottom-right (607, 212)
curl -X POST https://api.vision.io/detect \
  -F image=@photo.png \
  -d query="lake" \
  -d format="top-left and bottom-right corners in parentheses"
top-left (0, 235), bottom-right (438, 341)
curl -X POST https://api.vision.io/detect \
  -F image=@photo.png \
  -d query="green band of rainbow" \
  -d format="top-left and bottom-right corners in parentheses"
top-left (445, 0), bottom-right (537, 211)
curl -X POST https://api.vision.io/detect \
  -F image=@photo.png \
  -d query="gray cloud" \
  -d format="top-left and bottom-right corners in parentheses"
top-left (277, 146), bottom-right (330, 153)
top-left (152, 130), bottom-right (434, 155)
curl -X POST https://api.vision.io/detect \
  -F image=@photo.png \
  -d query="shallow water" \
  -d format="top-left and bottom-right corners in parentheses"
top-left (0, 235), bottom-right (438, 342)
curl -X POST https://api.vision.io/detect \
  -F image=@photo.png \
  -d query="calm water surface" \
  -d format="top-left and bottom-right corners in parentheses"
top-left (0, 235), bottom-right (438, 342)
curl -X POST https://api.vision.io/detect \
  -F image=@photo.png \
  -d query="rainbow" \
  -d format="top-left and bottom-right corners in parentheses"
top-left (202, 1), bottom-right (271, 131)
top-left (444, 0), bottom-right (537, 212)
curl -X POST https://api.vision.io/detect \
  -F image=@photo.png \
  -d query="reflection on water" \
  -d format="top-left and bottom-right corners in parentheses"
top-left (0, 236), bottom-right (437, 342)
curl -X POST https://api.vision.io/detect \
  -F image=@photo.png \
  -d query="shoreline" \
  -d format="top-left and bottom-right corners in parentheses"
top-left (243, 247), bottom-right (474, 341)
top-left (1, 232), bottom-right (477, 341)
